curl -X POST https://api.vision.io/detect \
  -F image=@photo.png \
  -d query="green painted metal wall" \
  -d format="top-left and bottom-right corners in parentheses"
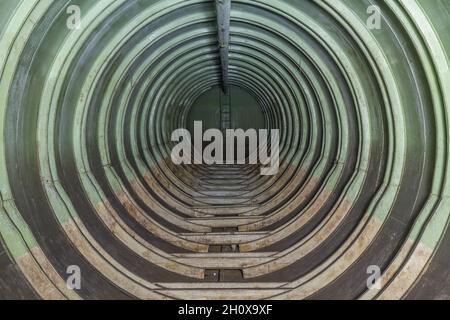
top-left (0, 0), bottom-right (449, 300)
top-left (187, 85), bottom-right (265, 134)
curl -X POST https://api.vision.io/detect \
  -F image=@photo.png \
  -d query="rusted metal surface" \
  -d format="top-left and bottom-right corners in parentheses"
top-left (0, 0), bottom-right (449, 300)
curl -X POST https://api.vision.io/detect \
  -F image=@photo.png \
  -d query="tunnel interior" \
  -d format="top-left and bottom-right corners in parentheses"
top-left (0, 0), bottom-right (450, 300)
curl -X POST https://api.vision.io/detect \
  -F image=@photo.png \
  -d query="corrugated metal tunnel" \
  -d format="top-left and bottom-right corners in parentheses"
top-left (1, 0), bottom-right (450, 300)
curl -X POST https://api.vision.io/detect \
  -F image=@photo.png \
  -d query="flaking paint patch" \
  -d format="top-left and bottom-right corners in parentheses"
top-left (359, 238), bottom-right (415, 300)
top-left (60, 218), bottom-right (165, 299)
top-left (156, 289), bottom-right (288, 300)
top-left (115, 192), bottom-right (209, 252)
top-left (0, 209), bottom-right (32, 259)
top-left (239, 184), bottom-right (334, 252)
top-left (29, 247), bottom-right (81, 300)
top-left (17, 252), bottom-right (66, 300)
top-left (239, 168), bottom-right (316, 231)
top-left (273, 216), bottom-right (384, 299)
top-left (242, 197), bottom-right (353, 277)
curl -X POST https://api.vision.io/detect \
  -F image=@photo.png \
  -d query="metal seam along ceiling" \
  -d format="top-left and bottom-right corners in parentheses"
top-left (0, 0), bottom-right (449, 300)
